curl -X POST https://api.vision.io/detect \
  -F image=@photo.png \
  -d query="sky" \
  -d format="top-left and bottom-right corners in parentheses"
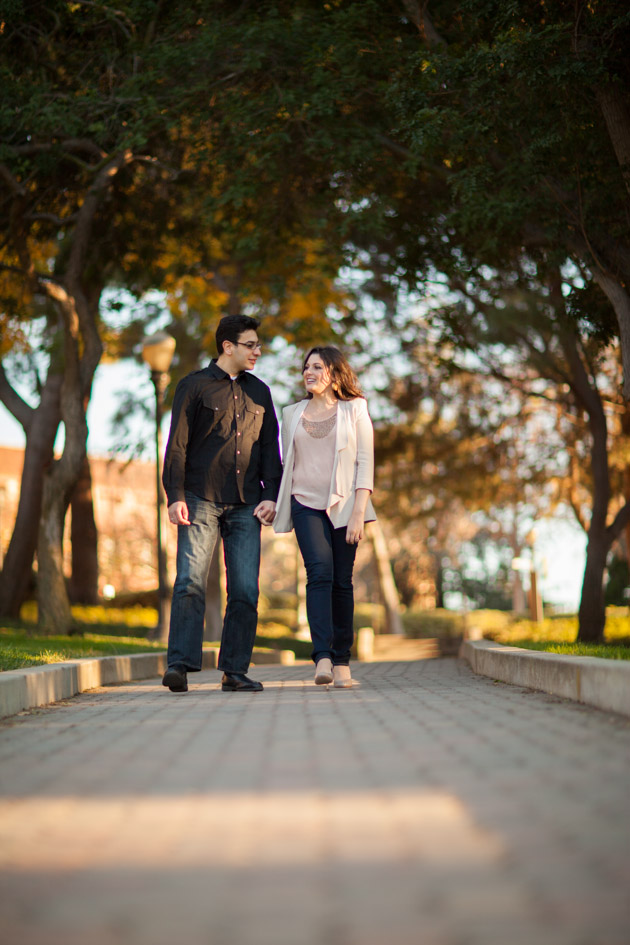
top-left (0, 355), bottom-right (587, 611)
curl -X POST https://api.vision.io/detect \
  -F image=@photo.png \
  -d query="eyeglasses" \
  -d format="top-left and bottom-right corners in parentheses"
top-left (236, 341), bottom-right (263, 352)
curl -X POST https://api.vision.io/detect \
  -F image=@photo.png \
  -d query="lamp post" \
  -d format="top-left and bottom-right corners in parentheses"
top-left (511, 537), bottom-right (544, 623)
top-left (142, 332), bottom-right (176, 641)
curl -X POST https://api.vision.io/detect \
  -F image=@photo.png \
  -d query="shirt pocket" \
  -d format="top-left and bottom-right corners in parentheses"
top-left (201, 392), bottom-right (230, 436)
top-left (243, 402), bottom-right (265, 438)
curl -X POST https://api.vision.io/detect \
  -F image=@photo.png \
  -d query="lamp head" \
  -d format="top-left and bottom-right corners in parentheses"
top-left (141, 332), bottom-right (176, 374)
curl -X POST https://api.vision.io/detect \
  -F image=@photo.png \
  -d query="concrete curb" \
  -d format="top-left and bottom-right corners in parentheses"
top-left (459, 638), bottom-right (630, 718)
top-left (0, 646), bottom-right (295, 720)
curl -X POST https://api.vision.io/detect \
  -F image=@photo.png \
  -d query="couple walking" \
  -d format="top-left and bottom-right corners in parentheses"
top-left (161, 314), bottom-right (375, 694)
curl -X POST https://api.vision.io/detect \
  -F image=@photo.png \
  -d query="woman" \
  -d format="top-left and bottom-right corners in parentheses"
top-left (274, 346), bottom-right (376, 688)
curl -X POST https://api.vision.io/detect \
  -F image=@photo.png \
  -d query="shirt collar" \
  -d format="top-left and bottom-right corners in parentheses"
top-left (208, 359), bottom-right (243, 381)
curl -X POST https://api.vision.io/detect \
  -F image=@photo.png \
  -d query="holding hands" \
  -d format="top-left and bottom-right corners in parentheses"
top-left (254, 500), bottom-right (276, 525)
top-left (169, 500), bottom-right (276, 526)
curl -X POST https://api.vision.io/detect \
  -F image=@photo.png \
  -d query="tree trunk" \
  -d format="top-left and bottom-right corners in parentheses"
top-left (553, 295), bottom-right (611, 643)
top-left (577, 527), bottom-right (609, 642)
top-left (368, 519), bottom-right (403, 635)
top-left (574, 396), bottom-right (609, 644)
top-left (37, 468), bottom-right (75, 633)
top-left (37, 290), bottom-right (102, 633)
top-left (596, 83), bottom-right (630, 199)
top-left (37, 351), bottom-right (90, 633)
top-left (68, 453), bottom-right (99, 605)
top-left (433, 552), bottom-right (445, 608)
top-left (18, 151), bottom-right (129, 631)
top-left (0, 373), bottom-right (62, 617)
top-left (591, 271), bottom-right (630, 401)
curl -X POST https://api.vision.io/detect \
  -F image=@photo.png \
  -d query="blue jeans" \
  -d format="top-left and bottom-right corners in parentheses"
top-left (167, 492), bottom-right (261, 674)
top-left (291, 497), bottom-right (357, 665)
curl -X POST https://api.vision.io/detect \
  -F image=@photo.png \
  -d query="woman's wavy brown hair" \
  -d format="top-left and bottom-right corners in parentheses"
top-left (302, 346), bottom-right (364, 400)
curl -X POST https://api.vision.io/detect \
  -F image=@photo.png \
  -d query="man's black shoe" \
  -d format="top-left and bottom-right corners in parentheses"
top-left (221, 672), bottom-right (263, 692)
top-left (162, 666), bottom-right (188, 692)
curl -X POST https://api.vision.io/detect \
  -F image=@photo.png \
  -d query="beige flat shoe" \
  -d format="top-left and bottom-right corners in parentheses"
top-left (333, 665), bottom-right (352, 689)
top-left (314, 657), bottom-right (333, 685)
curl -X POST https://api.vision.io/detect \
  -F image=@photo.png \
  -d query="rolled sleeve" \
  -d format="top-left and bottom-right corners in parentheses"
top-left (280, 405), bottom-right (292, 459)
top-left (354, 399), bottom-right (374, 492)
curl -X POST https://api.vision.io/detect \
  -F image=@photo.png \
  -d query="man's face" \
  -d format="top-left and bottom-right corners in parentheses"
top-left (226, 329), bottom-right (262, 372)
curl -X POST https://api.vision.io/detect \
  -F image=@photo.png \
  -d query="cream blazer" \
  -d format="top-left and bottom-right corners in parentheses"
top-left (273, 397), bottom-right (376, 533)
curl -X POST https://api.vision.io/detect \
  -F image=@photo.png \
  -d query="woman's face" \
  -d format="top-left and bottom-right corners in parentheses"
top-left (303, 354), bottom-right (333, 396)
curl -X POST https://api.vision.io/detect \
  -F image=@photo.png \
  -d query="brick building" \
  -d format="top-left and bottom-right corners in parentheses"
top-left (0, 447), bottom-right (171, 598)
top-left (0, 447), bottom-right (410, 615)
top-left (0, 447), bottom-right (324, 604)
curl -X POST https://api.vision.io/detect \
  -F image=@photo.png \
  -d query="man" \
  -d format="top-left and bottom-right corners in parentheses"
top-left (161, 314), bottom-right (281, 693)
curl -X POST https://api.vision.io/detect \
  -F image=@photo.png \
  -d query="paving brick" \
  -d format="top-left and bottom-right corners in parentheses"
top-left (0, 658), bottom-right (629, 945)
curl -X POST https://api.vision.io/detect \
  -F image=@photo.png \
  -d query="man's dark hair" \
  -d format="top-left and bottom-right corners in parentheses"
top-left (215, 315), bottom-right (261, 355)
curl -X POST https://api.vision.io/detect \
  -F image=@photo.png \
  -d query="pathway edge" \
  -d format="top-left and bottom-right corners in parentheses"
top-left (0, 646), bottom-right (295, 720)
top-left (459, 638), bottom-right (630, 717)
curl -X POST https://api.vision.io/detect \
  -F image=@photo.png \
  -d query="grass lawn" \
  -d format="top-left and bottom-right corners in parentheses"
top-left (402, 606), bottom-right (630, 659)
top-left (0, 604), bottom-right (310, 672)
top-left (498, 640), bottom-right (630, 660)
top-left (481, 607), bottom-right (630, 660)
top-left (5, 602), bottom-right (626, 671)
top-left (0, 628), bottom-right (167, 672)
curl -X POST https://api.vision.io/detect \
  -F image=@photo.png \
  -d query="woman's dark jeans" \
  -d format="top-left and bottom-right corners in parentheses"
top-left (167, 492), bottom-right (261, 675)
top-left (291, 497), bottom-right (357, 665)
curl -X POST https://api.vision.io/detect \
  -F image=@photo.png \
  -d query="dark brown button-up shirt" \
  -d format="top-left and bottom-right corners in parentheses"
top-left (162, 360), bottom-right (282, 506)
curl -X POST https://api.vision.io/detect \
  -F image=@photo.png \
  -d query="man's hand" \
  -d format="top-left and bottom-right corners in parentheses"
top-left (168, 501), bottom-right (190, 525)
top-left (254, 500), bottom-right (276, 526)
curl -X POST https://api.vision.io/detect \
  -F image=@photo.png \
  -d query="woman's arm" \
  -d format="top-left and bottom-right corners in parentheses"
top-left (346, 401), bottom-right (375, 544)
top-left (353, 399), bottom-right (375, 493)
top-left (280, 404), bottom-right (294, 460)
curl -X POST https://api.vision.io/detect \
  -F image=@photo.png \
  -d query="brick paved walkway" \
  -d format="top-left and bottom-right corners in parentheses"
top-left (0, 658), bottom-right (628, 945)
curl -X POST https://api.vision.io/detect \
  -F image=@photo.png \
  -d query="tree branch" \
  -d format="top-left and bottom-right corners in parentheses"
top-left (10, 139), bottom-right (107, 160)
top-left (65, 148), bottom-right (134, 285)
top-left (0, 165), bottom-right (26, 196)
top-left (66, 1), bottom-right (135, 38)
top-left (400, 1), bottom-right (447, 47)
top-left (0, 262), bottom-right (62, 287)
top-left (25, 212), bottom-right (80, 226)
top-left (0, 362), bottom-right (33, 431)
top-left (596, 82), bottom-right (630, 200)
top-left (607, 499), bottom-right (630, 545)
top-left (566, 448), bottom-right (589, 533)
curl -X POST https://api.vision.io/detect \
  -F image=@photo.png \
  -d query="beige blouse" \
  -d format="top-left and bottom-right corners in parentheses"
top-left (274, 398), bottom-right (376, 533)
top-left (291, 410), bottom-right (337, 509)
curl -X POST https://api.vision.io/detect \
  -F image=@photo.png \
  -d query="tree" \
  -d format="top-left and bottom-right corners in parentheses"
top-left (428, 261), bottom-right (630, 641)
top-left (4, 0), bottom-right (628, 638)
top-left (68, 455), bottom-right (99, 605)
top-left (1, 1), bottom-right (353, 629)
top-left (0, 360), bottom-right (61, 616)
top-left (392, 1), bottom-right (630, 391)
top-left (1, 3), bottom-right (174, 628)
top-left (365, 311), bottom-right (557, 613)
